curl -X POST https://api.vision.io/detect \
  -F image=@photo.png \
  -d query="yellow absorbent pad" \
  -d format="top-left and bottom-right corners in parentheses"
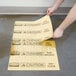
top-left (8, 15), bottom-right (60, 70)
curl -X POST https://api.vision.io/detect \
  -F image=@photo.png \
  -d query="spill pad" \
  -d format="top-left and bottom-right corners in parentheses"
top-left (8, 15), bottom-right (60, 70)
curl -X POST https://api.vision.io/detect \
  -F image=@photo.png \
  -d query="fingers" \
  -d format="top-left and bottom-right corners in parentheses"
top-left (47, 8), bottom-right (53, 16)
top-left (47, 10), bottom-right (53, 16)
top-left (52, 35), bottom-right (55, 38)
top-left (51, 34), bottom-right (58, 38)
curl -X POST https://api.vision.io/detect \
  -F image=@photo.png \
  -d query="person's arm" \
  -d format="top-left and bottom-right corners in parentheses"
top-left (53, 4), bottom-right (76, 38)
top-left (47, 0), bottom-right (64, 16)
top-left (58, 4), bottom-right (76, 30)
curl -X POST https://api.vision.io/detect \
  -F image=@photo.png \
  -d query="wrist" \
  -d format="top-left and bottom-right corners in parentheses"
top-left (52, 6), bottom-right (58, 11)
top-left (58, 26), bottom-right (65, 31)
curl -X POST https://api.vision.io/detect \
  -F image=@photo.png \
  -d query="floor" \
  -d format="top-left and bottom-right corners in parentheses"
top-left (0, 15), bottom-right (76, 76)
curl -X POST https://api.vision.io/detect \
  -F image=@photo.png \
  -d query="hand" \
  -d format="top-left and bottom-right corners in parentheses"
top-left (53, 27), bottom-right (64, 38)
top-left (47, 7), bottom-right (56, 16)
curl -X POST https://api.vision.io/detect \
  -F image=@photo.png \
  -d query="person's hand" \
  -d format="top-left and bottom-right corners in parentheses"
top-left (47, 7), bottom-right (56, 16)
top-left (53, 27), bottom-right (64, 38)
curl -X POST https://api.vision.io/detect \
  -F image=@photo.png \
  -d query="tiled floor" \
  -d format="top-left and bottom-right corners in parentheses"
top-left (0, 15), bottom-right (76, 76)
